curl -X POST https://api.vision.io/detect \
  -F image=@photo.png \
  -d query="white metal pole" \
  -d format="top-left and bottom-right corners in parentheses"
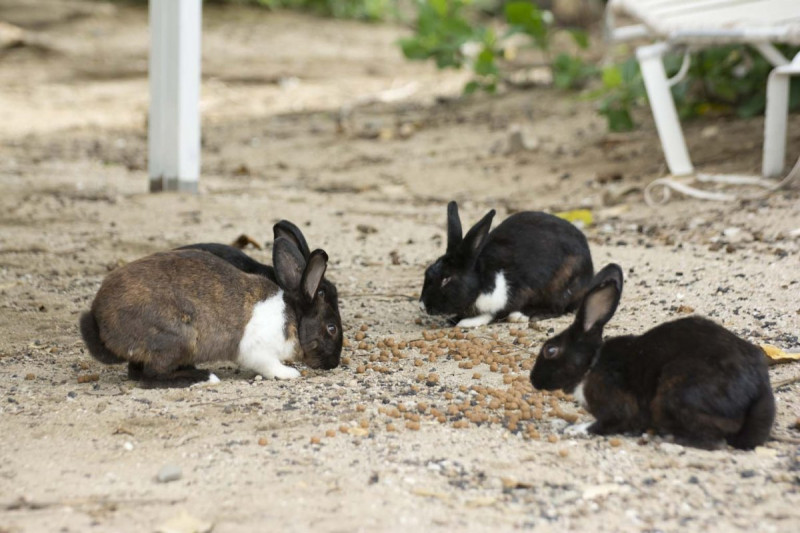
top-left (148, 0), bottom-right (201, 193)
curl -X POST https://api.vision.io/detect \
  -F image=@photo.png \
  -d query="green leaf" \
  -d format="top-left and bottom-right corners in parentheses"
top-left (602, 65), bottom-right (623, 89)
top-left (568, 29), bottom-right (589, 49)
top-left (463, 80), bottom-right (480, 94)
top-left (603, 107), bottom-right (635, 132)
top-left (430, 0), bottom-right (448, 17)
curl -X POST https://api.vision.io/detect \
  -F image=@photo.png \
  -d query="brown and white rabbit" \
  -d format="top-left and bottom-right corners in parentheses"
top-left (420, 201), bottom-right (594, 327)
top-left (530, 264), bottom-right (775, 450)
top-left (79, 237), bottom-right (342, 382)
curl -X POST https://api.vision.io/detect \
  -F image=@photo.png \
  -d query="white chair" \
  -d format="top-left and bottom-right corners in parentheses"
top-left (606, 0), bottom-right (800, 203)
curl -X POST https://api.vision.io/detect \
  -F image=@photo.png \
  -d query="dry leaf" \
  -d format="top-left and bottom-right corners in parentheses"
top-left (411, 488), bottom-right (449, 500)
top-left (761, 344), bottom-right (800, 366)
top-left (555, 209), bottom-right (593, 228)
top-left (231, 234), bottom-right (262, 250)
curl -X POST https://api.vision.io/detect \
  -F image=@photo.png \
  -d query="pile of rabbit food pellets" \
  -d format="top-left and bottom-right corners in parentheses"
top-left (308, 325), bottom-right (609, 449)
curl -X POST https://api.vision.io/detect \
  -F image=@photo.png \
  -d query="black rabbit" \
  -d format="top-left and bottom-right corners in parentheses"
top-left (530, 264), bottom-right (775, 450)
top-left (420, 201), bottom-right (594, 327)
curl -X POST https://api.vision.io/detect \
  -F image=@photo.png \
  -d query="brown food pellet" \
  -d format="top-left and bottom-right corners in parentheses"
top-left (310, 436), bottom-right (321, 444)
top-left (360, 324), bottom-right (369, 332)
top-left (472, 372), bottom-right (482, 380)
top-left (558, 449), bottom-right (569, 458)
top-left (339, 425), bottom-right (349, 433)
top-left (547, 434), bottom-right (559, 443)
top-left (258, 437), bottom-right (268, 446)
top-left (609, 438), bottom-right (623, 447)
top-left (359, 419), bottom-right (369, 429)
top-left (24, 373), bottom-right (35, 381)
top-left (406, 421), bottom-right (420, 431)
top-left (356, 404), bottom-right (366, 412)
top-left (341, 356), bottom-right (351, 365)
top-left (386, 423), bottom-right (397, 432)
top-left (355, 332), bottom-right (366, 341)
top-left (356, 365), bottom-right (366, 374)
top-left (77, 374), bottom-right (99, 384)
top-left (414, 359), bottom-right (423, 367)
top-left (325, 430), bottom-right (336, 438)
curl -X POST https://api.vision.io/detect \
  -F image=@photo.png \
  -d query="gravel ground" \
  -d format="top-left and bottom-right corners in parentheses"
top-left (0, 2), bottom-right (799, 532)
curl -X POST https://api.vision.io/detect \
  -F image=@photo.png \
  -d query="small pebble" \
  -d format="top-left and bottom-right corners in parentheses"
top-left (156, 464), bottom-right (182, 483)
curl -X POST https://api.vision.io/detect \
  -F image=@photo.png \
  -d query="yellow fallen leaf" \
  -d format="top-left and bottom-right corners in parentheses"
top-left (555, 209), bottom-right (593, 228)
top-left (761, 344), bottom-right (800, 366)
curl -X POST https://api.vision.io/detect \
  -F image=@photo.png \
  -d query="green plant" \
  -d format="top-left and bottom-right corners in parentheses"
top-left (591, 45), bottom-right (800, 132)
top-left (551, 52), bottom-right (598, 90)
top-left (400, 0), bottom-right (587, 94)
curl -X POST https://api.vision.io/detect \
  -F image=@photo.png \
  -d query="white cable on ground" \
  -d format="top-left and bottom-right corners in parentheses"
top-left (644, 155), bottom-right (800, 206)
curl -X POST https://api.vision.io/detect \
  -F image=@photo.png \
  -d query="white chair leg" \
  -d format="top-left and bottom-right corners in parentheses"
top-left (762, 68), bottom-right (789, 179)
top-left (148, 0), bottom-right (202, 193)
top-left (637, 42), bottom-right (694, 176)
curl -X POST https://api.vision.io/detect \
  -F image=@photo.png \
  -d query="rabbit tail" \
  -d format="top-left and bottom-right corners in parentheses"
top-left (80, 311), bottom-right (125, 364)
top-left (726, 386), bottom-right (775, 450)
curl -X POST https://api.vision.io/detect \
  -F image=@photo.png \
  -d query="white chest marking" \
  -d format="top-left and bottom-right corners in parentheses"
top-left (474, 271), bottom-right (508, 315)
top-left (573, 380), bottom-right (589, 409)
top-left (237, 293), bottom-right (301, 379)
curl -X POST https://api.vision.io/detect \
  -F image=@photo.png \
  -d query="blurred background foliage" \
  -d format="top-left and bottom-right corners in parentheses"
top-left (146, 0), bottom-right (800, 132)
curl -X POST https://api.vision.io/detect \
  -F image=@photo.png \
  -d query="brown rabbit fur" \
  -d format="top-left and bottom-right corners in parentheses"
top-left (82, 248), bottom-right (302, 381)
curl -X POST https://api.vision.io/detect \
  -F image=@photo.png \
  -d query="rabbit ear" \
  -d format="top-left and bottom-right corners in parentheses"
top-left (576, 264), bottom-right (623, 333)
top-left (461, 209), bottom-right (495, 259)
top-left (273, 220), bottom-right (311, 258)
top-left (301, 250), bottom-right (328, 301)
top-left (273, 237), bottom-right (306, 292)
top-left (446, 201), bottom-right (463, 254)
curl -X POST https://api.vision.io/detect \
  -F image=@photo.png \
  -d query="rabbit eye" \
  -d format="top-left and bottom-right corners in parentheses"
top-left (317, 289), bottom-right (325, 298)
top-left (326, 324), bottom-right (337, 336)
top-left (441, 277), bottom-right (452, 287)
top-left (544, 345), bottom-right (559, 359)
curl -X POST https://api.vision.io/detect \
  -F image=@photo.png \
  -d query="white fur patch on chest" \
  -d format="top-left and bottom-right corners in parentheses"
top-left (237, 292), bottom-right (299, 369)
top-left (474, 271), bottom-right (508, 315)
top-left (572, 380), bottom-right (589, 409)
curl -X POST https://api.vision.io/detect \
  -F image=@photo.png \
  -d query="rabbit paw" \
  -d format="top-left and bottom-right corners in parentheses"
top-left (564, 422), bottom-right (593, 437)
top-left (457, 314), bottom-right (493, 328)
top-left (270, 364), bottom-right (301, 380)
top-left (507, 311), bottom-right (530, 323)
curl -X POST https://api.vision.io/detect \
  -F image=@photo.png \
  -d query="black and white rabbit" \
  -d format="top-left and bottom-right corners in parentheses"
top-left (79, 236), bottom-right (342, 382)
top-left (530, 264), bottom-right (775, 450)
top-left (419, 201), bottom-right (594, 327)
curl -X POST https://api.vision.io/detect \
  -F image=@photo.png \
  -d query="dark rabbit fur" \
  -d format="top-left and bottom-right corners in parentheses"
top-left (80, 237), bottom-right (342, 383)
top-left (420, 201), bottom-right (593, 327)
top-left (178, 219), bottom-right (341, 332)
top-left (530, 264), bottom-right (775, 450)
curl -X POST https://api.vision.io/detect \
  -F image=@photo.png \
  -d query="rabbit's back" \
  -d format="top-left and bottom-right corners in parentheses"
top-left (480, 212), bottom-right (593, 311)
